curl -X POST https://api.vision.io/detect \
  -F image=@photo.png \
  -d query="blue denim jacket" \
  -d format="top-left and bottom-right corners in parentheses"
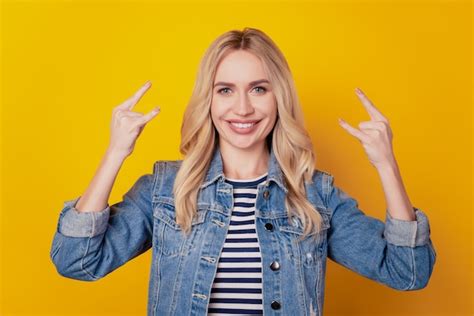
top-left (50, 146), bottom-right (436, 316)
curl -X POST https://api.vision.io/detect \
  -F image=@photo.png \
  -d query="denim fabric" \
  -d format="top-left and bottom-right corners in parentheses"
top-left (50, 146), bottom-right (436, 316)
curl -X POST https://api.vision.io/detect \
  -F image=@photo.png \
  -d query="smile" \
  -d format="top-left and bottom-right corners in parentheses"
top-left (226, 120), bottom-right (262, 134)
top-left (231, 122), bottom-right (257, 128)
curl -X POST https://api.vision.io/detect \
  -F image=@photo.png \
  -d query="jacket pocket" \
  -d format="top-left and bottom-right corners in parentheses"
top-left (279, 210), bottom-right (331, 266)
top-left (152, 196), bottom-right (208, 257)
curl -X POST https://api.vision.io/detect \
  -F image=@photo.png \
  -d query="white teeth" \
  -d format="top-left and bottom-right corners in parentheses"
top-left (230, 122), bottom-right (256, 128)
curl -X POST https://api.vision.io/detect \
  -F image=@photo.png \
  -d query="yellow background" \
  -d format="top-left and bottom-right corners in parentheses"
top-left (1, 0), bottom-right (472, 315)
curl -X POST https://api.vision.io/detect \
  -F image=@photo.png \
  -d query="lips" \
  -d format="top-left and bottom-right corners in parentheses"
top-left (226, 119), bottom-right (262, 124)
top-left (226, 119), bottom-right (261, 134)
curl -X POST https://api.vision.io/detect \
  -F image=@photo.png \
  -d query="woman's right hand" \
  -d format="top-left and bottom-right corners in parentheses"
top-left (107, 80), bottom-right (160, 159)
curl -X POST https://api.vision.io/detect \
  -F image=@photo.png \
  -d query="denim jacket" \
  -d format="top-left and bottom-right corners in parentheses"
top-left (50, 146), bottom-right (436, 316)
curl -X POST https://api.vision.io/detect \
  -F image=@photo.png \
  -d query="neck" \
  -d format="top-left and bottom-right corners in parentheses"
top-left (219, 141), bottom-right (270, 180)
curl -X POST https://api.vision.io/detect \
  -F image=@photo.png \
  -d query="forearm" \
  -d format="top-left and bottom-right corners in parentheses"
top-left (376, 157), bottom-right (416, 221)
top-left (75, 148), bottom-right (127, 213)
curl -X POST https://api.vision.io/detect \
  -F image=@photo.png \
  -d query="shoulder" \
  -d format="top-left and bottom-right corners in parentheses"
top-left (312, 168), bottom-right (333, 182)
top-left (305, 168), bottom-right (334, 211)
top-left (312, 168), bottom-right (334, 189)
top-left (153, 159), bottom-right (183, 175)
top-left (151, 159), bottom-right (184, 198)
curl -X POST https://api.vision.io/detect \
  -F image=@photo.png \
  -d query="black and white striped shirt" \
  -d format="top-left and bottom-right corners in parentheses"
top-left (207, 172), bottom-right (268, 316)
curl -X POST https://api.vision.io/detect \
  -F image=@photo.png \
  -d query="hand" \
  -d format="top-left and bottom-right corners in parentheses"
top-left (338, 88), bottom-right (395, 169)
top-left (107, 80), bottom-right (161, 158)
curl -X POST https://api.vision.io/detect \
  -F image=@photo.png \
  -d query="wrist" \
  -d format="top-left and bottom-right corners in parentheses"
top-left (375, 156), bottom-right (398, 171)
top-left (105, 147), bottom-right (129, 161)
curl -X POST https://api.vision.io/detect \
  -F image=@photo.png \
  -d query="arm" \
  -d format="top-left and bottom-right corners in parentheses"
top-left (49, 160), bottom-right (156, 281)
top-left (331, 88), bottom-right (436, 290)
top-left (73, 149), bottom-right (126, 214)
top-left (50, 80), bottom-right (161, 280)
top-left (325, 173), bottom-right (437, 291)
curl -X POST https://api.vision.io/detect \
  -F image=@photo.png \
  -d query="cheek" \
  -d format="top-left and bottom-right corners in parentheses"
top-left (210, 100), bottom-right (222, 118)
top-left (210, 104), bottom-right (226, 131)
top-left (211, 96), bottom-right (231, 115)
top-left (260, 97), bottom-right (278, 118)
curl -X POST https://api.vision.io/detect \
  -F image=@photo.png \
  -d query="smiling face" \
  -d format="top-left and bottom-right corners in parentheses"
top-left (211, 50), bottom-right (278, 151)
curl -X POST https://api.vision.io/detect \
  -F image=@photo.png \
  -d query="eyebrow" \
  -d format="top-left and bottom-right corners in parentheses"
top-left (213, 79), bottom-right (270, 88)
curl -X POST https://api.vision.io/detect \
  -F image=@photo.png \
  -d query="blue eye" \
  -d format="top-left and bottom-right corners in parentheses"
top-left (218, 87), bottom-right (231, 94)
top-left (254, 86), bottom-right (266, 93)
top-left (217, 86), bottom-right (267, 94)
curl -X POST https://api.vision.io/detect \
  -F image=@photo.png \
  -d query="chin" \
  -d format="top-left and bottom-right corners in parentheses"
top-left (223, 137), bottom-right (267, 150)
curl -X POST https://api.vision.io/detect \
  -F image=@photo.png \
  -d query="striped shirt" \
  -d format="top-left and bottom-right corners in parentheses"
top-left (207, 172), bottom-right (268, 316)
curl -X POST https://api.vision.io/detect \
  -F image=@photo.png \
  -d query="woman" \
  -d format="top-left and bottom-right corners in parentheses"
top-left (50, 27), bottom-right (436, 316)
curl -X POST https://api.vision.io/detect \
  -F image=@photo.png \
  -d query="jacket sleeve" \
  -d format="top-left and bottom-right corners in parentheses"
top-left (49, 172), bottom-right (155, 281)
top-left (324, 174), bottom-right (437, 291)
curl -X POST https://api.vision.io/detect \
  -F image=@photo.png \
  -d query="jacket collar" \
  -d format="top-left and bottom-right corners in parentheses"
top-left (200, 145), bottom-right (288, 193)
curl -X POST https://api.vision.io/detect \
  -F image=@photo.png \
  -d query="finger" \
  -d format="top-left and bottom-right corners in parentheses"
top-left (137, 106), bottom-right (161, 126)
top-left (118, 111), bottom-right (143, 117)
top-left (358, 121), bottom-right (385, 131)
top-left (117, 80), bottom-right (152, 111)
top-left (115, 110), bottom-right (142, 120)
top-left (359, 128), bottom-right (381, 138)
top-left (338, 118), bottom-right (370, 142)
top-left (355, 88), bottom-right (387, 122)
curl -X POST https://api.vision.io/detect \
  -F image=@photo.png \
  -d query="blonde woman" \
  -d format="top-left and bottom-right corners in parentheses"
top-left (50, 27), bottom-right (436, 316)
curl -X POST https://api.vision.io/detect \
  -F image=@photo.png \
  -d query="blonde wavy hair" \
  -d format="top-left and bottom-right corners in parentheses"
top-left (174, 27), bottom-right (324, 239)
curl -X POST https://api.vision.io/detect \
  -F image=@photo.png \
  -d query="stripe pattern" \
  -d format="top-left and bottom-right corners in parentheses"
top-left (207, 172), bottom-right (268, 315)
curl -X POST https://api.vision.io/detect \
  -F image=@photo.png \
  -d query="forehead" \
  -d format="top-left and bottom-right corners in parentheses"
top-left (214, 50), bottom-right (268, 83)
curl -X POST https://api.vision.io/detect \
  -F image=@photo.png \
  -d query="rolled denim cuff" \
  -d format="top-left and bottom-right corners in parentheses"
top-left (58, 196), bottom-right (110, 238)
top-left (384, 207), bottom-right (431, 248)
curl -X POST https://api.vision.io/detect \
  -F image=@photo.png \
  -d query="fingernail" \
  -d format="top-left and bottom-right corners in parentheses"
top-left (355, 88), bottom-right (362, 94)
top-left (153, 106), bottom-right (160, 113)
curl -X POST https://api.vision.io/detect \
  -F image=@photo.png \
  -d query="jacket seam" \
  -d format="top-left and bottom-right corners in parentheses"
top-left (406, 247), bottom-right (416, 290)
top-left (50, 236), bottom-right (63, 261)
top-left (152, 227), bottom-right (164, 315)
top-left (155, 160), bottom-right (166, 199)
top-left (151, 161), bottom-right (166, 315)
top-left (323, 174), bottom-right (333, 210)
top-left (153, 161), bottom-right (166, 199)
top-left (81, 237), bottom-right (100, 280)
top-left (129, 174), bottom-right (155, 231)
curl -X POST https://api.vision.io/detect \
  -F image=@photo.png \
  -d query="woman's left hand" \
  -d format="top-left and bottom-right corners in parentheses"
top-left (338, 88), bottom-right (395, 169)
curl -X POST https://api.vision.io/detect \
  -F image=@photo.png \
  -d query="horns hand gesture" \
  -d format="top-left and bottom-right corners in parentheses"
top-left (107, 81), bottom-right (161, 159)
top-left (338, 88), bottom-right (395, 169)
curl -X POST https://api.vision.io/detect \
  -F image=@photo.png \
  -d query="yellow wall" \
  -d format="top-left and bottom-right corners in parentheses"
top-left (1, 0), bottom-right (471, 315)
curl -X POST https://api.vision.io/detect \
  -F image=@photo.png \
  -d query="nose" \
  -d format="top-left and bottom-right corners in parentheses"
top-left (234, 93), bottom-right (255, 116)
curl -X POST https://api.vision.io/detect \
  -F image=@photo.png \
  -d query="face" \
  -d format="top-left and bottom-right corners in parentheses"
top-left (211, 50), bottom-right (277, 151)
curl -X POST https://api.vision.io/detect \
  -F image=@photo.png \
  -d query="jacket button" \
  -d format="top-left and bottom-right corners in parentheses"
top-left (270, 261), bottom-right (280, 271)
top-left (264, 223), bottom-right (274, 231)
top-left (271, 300), bottom-right (281, 310)
top-left (263, 190), bottom-right (270, 199)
